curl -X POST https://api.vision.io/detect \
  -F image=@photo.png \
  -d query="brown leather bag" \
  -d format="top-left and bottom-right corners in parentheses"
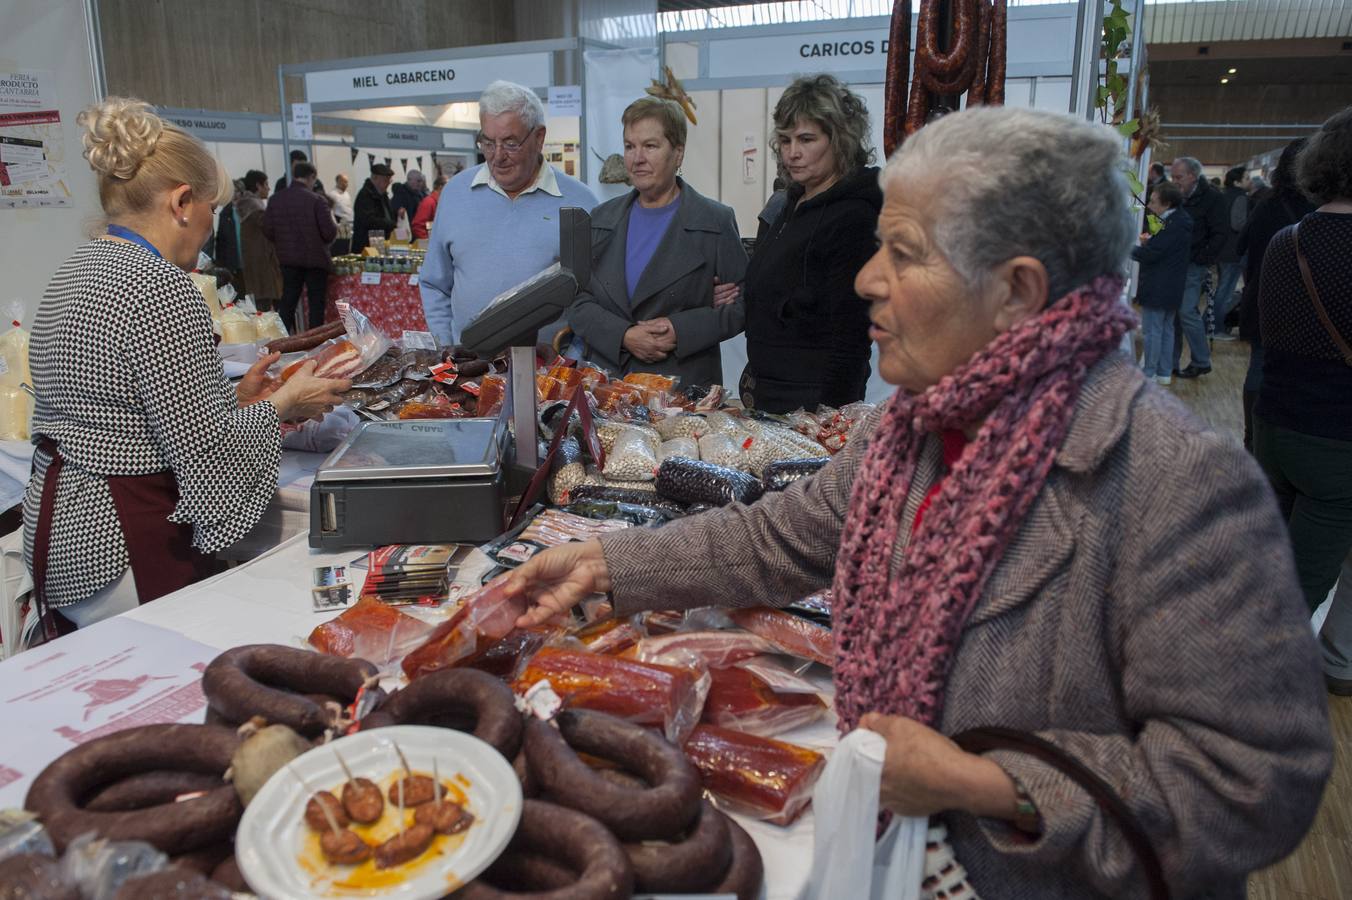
top-left (1293, 222), bottom-right (1352, 367)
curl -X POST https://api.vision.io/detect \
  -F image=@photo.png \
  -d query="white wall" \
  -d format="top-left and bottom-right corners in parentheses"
top-left (0, 0), bottom-right (102, 326)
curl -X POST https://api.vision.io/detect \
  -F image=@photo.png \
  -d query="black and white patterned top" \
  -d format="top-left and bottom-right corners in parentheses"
top-left (22, 239), bottom-right (282, 607)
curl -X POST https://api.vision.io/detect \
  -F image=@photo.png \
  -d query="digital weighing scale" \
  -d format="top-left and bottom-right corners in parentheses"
top-left (308, 208), bottom-right (592, 549)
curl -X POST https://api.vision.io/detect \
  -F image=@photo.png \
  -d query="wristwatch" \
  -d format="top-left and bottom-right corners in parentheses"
top-left (1011, 777), bottom-right (1043, 835)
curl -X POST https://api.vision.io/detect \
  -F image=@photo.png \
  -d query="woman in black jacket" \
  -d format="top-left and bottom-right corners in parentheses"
top-left (740, 75), bottom-right (882, 414)
top-left (1236, 137), bottom-right (1314, 450)
top-left (1131, 182), bottom-right (1191, 385)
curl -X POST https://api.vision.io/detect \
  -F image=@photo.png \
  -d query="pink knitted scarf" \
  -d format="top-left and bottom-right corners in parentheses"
top-left (832, 275), bottom-right (1134, 732)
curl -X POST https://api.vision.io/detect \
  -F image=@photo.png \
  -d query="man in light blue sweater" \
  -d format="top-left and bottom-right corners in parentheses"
top-left (420, 81), bottom-right (598, 346)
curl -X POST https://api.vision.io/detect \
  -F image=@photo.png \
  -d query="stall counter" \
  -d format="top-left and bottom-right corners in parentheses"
top-left (1, 531), bottom-right (832, 899)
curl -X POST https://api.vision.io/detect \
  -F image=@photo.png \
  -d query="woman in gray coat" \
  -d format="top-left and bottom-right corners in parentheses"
top-left (568, 98), bottom-right (747, 387)
top-left (508, 107), bottom-right (1332, 897)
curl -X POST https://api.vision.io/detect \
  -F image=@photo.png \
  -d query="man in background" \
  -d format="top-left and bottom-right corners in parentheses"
top-left (264, 161), bottom-right (338, 332)
top-left (420, 81), bottom-right (598, 346)
top-left (1169, 156), bottom-right (1229, 379)
top-left (353, 163), bottom-right (396, 253)
top-left (391, 169), bottom-right (428, 228)
top-left (1213, 165), bottom-right (1250, 340)
top-left (327, 173), bottom-right (354, 226)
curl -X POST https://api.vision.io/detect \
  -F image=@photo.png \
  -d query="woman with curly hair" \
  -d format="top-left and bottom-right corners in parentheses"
top-left (1253, 105), bottom-right (1352, 693)
top-left (739, 74), bottom-right (882, 413)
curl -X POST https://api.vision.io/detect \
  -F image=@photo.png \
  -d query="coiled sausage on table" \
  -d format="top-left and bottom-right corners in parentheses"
top-left (24, 723), bottom-right (242, 855)
top-left (454, 799), bottom-right (633, 900)
top-left (201, 644), bottom-right (378, 738)
top-left (523, 710), bottom-right (701, 842)
top-left (360, 667), bottom-right (523, 759)
top-left (624, 799), bottom-right (732, 893)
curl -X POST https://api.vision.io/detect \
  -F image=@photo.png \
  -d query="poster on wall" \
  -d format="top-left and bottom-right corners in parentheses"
top-left (0, 70), bottom-right (72, 209)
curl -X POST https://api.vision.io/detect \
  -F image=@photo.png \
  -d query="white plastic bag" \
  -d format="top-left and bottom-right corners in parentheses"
top-left (799, 728), bottom-right (926, 900)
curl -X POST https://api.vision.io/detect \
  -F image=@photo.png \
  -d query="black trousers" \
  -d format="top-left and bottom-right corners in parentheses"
top-left (279, 266), bottom-right (328, 333)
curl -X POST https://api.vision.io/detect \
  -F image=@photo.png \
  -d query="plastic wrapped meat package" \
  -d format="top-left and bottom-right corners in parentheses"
top-left (700, 665), bottom-right (826, 737)
top-left (513, 647), bottom-right (705, 744)
top-left (728, 607), bottom-right (834, 667)
top-left (572, 615), bottom-right (647, 656)
top-left (401, 579), bottom-right (528, 679)
top-left (308, 596), bottom-right (435, 666)
top-left (280, 304), bottom-right (391, 382)
top-left (635, 630), bottom-right (777, 669)
top-left (683, 724), bottom-right (826, 825)
top-left (464, 626), bottom-right (559, 680)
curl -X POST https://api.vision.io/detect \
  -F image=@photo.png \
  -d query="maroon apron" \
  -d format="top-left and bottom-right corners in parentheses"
top-left (31, 438), bottom-right (222, 640)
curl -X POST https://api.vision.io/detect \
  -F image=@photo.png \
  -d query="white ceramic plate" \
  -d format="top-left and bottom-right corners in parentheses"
top-left (236, 725), bottom-right (522, 899)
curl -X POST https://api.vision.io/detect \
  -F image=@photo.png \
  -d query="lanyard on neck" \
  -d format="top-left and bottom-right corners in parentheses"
top-left (106, 224), bottom-right (163, 258)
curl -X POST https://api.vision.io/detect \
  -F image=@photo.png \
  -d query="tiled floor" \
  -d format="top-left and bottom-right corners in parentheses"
top-left (1153, 337), bottom-right (1352, 899)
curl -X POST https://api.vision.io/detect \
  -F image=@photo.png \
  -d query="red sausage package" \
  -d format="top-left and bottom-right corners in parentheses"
top-left (700, 665), bottom-right (826, 738)
top-left (727, 607), bottom-right (834, 667)
top-left (401, 579), bottom-right (528, 680)
top-left (308, 596), bottom-right (434, 666)
top-left (513, 647), bottom-right (704, 744)
top-left (682, 724), bottom-right (826, 826)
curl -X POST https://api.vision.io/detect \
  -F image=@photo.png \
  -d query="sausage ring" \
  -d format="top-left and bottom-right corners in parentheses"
top-left (456, 799), bottom-right (633, 900)
top-left (210, 855), bottom-right (249, 892)
top-left (84, 770), bottom-right (228, 813)
top-left (523, 710), bottom-right (701, 842)
top-left (25, 723), bottom-right (243, 855)
top-left (202, 644), bottom-right (378, 738)
top-left (477, 849), bottom-right (576, 891)
top-left (624, 800), bottom-right (731, 893)
top-left (711, 813), bottom-right (765, 900)
top-left (362, 668), bottom-right (523, 759)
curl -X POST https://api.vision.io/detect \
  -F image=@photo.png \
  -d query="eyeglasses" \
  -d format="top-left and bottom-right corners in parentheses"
top-left (476, 132), bottom-right (534, 156)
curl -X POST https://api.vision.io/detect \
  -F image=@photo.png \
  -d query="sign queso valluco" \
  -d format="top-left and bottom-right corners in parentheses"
top-left (161, 112), bottom-right (262, 142)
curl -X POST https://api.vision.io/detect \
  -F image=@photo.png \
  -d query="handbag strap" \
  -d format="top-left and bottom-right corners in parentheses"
top-left (1293, 222), bottom-right (1352, 367)
top-left (952, 726), bottom-right (1170, 900)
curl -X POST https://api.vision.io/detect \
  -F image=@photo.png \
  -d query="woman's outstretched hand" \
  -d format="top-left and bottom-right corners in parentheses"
top-left (504, 539), bottom-right (613, 628)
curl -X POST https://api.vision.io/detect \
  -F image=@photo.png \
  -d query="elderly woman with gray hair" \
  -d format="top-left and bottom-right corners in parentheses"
top-left (503, 106), bottom-right (1331, 897)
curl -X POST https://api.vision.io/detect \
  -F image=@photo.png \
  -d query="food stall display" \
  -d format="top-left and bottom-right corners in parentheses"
top-left (0, 202), bottom-right (872, 900)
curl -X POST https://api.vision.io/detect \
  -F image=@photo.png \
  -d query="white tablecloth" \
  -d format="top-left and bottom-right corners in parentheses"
top-left (2, 529), bottom-right (829, 898)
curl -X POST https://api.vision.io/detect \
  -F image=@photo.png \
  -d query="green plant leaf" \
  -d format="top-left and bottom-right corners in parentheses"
top-left (1108, 74), bottom-right (1127, 95)
top-left (1096, 85), bottom-right (1111, 105)
top-left (1117, 119), bottom-right (1140, 137)
top-left (1127, 171), bottom-right (1145, 195)
top-left (1146, 213), bottom-right (1163, 235)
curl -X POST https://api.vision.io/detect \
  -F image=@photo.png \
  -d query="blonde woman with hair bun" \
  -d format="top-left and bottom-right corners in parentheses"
top-left (22, 97), bottom-right (351, 638)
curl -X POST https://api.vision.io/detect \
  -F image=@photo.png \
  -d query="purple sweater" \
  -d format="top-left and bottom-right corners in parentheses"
top-left (263, 182), bottom-right (337, 270)
top-left (624, 194), bottom-right (681, 301)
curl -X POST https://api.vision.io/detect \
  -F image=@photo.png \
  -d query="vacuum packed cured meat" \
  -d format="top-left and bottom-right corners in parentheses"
top-left (701, 665), bottom-right (827, 737)
top-left (728, 607), bottom-right (834, 667)
top-left (400, 579), bottom-right (527, 679)
top-left (307, 597), bottom-right (434, 665)
top-left (682, 724), bottom-right (825, 825)
top-left (513, 648), bottom-right (703, 744)
top-left (635, 630), bottom-right (776, 669)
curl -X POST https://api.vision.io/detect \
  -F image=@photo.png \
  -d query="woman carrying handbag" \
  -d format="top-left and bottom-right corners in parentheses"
top-left (1253, 105), bottom-right (1352, 694)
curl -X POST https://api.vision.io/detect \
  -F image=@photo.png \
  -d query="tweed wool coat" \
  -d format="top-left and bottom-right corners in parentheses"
top-left (599, 352), bottom-right (1332, 899)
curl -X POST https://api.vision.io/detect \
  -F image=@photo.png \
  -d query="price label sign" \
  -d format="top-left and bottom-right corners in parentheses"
top-left (360, 271), bottom-right (382, 285)
top-left (408, 274), bottom-right (420, 286)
